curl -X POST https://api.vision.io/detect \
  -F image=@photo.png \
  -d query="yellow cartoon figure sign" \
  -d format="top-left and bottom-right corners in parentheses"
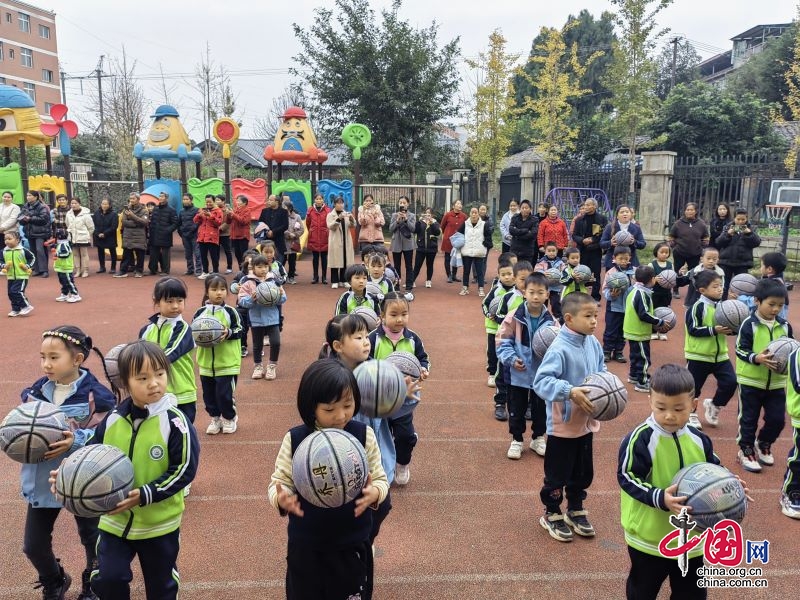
top-left (263, 106), bottom-right (327, 165)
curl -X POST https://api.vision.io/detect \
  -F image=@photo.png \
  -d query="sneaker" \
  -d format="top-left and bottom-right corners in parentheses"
top-left (206, 417), bottom-right (223, 435)
top-left (564, 510), bottom-right (596, 537)
top-left (183, 271), bottom-right (195, 276)
top-left (703, 398), bottom-right (720, 427)
top-left (112, 272), bottom-right (128, 278)
top-left (251, 364), bottom-right (265, 379)
top-left (81, 272), bottom-right (89, 278)
top-left (287, 277), bottom-right (296, 285)
top-left (394, 463), bottom-right (410, 485)
top-left (737, 447), bottom-right (762, 473)
top-left (184, 484), bottom-right (191, 497)
top-left (55, 294), bottom-right (68, 302)
top-left (614, 352), bottom-right (627, 363)
top-left (627, 376), bottom-right (637, 384)
top-left (487, 375), bottom-right (496, 388)
top-left (507, 440), bottom-right (523, 460)
top-left (34, 562), bottom-right (71, 600)
top-left (322, 279), bottom-right (328, 285)
top-left (331, 282), bottom-right (339, 289)
top-left (66, 294), bottom-right (82, 303)
top-left (7, 310), bottom-right (19, 317)
top-left (265, 364), bottom-right (277, 380)
top-left (780, 493), bottom-right (800, 519)
top-left (658, 333), bottom-right (668, 341)
top-left (634, 382), bottom-right (651, 393)
top-left (241, 347), bottom-right (249, 358)
top-left (447, 276), bottom-right (453, 283)
top-left (134, 273), bottom-right (143, 278)
top-left (603, 351), bottom-right (611, 363)
top-left (494, 403), bottom-right (508, 421)
top-left (425, 280), bottom-right (432, 288)
top-left (225, 268), bottom-right (233, 274)
top-left (197, 273), bottom-right (208, 280)
top-left (650, 333), bottom-right (659, 340)
top-left (688, 412), bottom-right (702, 430)
top-left (478, 287), bottom-right (485, 297)
top-left (109, 270), bottom-right (117, 275)
top-left (19, 305), bottom-right (34, 315)
top-left (540, 512), bottom-right (573, 542)
top-left (756, 442), bottom-right (774, 466)
top-left (459, 286), bottom-right (469, 296)
top-left (77, 566), bottom-right (98, 600)
top-left (221, 416), bottom-right (238, 434)
top-left (530, 435), bottom-right (547, 457)
top-left (404, 292), bottom-right (414, 301)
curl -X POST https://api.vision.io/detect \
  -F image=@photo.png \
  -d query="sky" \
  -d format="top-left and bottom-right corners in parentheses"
top-left (43, 0), bottom-right (799, 140)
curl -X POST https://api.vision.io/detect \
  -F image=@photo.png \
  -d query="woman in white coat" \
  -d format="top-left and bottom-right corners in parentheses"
top-left (0, 191), bottom-right (20, 235)
top-left (326, 195), bottom-right (357, 288)
top-left (66, 198), bottom-right (95, 277)
top-left (456, 206), bottom-right (493, 297)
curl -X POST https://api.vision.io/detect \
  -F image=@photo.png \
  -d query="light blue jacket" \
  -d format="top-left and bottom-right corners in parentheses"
top-left (237, 276), bottom-right (286, 327)
top-left (496, 303), bottom-right (556, 389)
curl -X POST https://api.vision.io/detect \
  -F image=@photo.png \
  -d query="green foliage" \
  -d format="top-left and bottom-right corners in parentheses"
top-left (64, 134), bottom-right (114, 173)
top-left (782, 11), bottom-right (800, 175)
top-left (654, 40), bottom-right (701, 100)
top-left (291, 0), bottom-right (461, 182)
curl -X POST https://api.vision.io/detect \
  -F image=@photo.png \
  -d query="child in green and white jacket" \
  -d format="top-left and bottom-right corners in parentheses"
top-left (54, 240), bottom-right (81, 303)
top-left (1, 230), bottom-right (35, 316)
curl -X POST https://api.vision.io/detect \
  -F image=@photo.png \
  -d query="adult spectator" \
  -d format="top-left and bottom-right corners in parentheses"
top-left (194, 195), bottom-right (223, 279)
top-left (215, 195), bottom-right (234, 274)
top-left (177, 193), bottom-right (201, 276)
top-left (283, 199), bottom-right (303, 285)
top-left (146, 191), bottom-right (178, 276)
top-left (114, 192), bottom-right (149, 278)
top-left (0, 190), bottom-right (20, 235)
top-left (412, 207), bottom-right (441, 288)
top-left (499, 199), bottom-right (519, 253)
top-left (709, 203), bottom-right (731, 249)
top-left (508, 199), bottom-right (538, 264)
top-left (716, 208), bottom-right (762, 300)
top-left (457, 206), bottom-right (492, 297)
top-left (537, 204), bottom-right (570, 256)
top-left (19, 190), bottom-right (52, 277)
top-left (570, 198), bottom-right (608, 301)
top-left (326, 195), bottom-right (356, 288)
top-left (389, 195), bottom-right (416, 294)
top-left (258, 194), bottom-right (289, 262)
top-left (92, 198), bottom-right (118, 274)
top-left (440, 200), bottom-right (467, 282)
top-left (357, 193), bottom-right (385, 251)
top-left (51, 194), bottom-right (69, 241)
top-left (229, 195), bottom-right (252, 270)
top-left (66, 197), bottom-right (95, 278)
top-left (599, 205), bottom-right (646, 269)
top-left (306, 193), bottom-right (331, 284)
top-left (668, 202), bottom-right (709, 297)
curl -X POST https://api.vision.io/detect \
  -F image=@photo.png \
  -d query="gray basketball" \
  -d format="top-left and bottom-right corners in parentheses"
top-left (729, 274), bottom-right (758, 297)
top-left (654, 306), bottom-right (677, 332)
top-left (104, 344), bottom-right (128, 391)
top-left (0, 401), bottom-right (69, 463)
top-left (352, 306), bottom-right (380, 331)
top-left (766, 338), bottom-right (800, 375)
top-left (255, 281), bottom-right (281, 306)
top-left (532, 325), bottom-right (560, 359)
top-left (354, 360), bottom-right (407, 418)
top-left (714, 300), bottom-right (750, 334)
top-left (573, 265), bottom-right (593, 283)
top-left (55, 444), bottom-right (135, 517)
top-left (384, 351), bottom-right (423, 379)
top-left (583, 371), bottom-right (628, 421)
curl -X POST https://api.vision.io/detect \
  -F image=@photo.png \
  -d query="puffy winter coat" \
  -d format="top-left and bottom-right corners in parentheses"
top-left (121, 204), bottom-right (149, 250)
top-left (229, 205), bottom-right (251, 240)
top-left (537, 217), bottom-right (570, 250)
top-left (92, 208), bottom-right (118, 249)
top-left (177, 206), bottom-right (199, 239)
top-left (458, 218), bottom-right (491, 258)
top-left (440, 209), bottom-right (466, 253)
top-left (0, 202), bottom-right (20, 234)
top-left (358, 205), bottom-right (385, 244)
top-left (66, 206), bottom-right (95, 245)
top-left (194, 207), bottom-right (223, 244)
top-left (305, 204), bottom-right (331, 252)
top-left (148, 203), bottom-right (179, 247)
top-left (415, 218), bottom-right (441, 252)
top-left (716, 223), bottom-right (761, 269)
top-left (508, 213), bottom-right (538, 259)
top-left (669, 217), bottom-right (709, 258)
top-left (19, 199), bottom-right (51, 239)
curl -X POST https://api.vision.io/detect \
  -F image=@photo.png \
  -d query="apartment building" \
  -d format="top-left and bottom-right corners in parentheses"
top-left (0, 0), bottom-right (59, 117)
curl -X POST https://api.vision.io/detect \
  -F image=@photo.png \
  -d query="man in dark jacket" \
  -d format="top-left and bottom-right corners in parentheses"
top-left (177, 193), bottom-right (201, 275)
top-left (19, 190), bottom-right (52, 277)
top-left (570, 198), bottom-right (608, 301)
top-left (147, 192), bottom-right (179, 275)
top-left (257, 194), bottom-right (289, 261)
top-left (716, 208), bottom-right (762, 300)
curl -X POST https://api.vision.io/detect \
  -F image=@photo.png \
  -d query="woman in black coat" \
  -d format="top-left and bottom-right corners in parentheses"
top-left (508, 200), bottom-right (538, 264)
top-left (92, 198), bottom-right (118, 273)
top-left (412, 207), bottom-right (441, 288)
top-left (708, 203), bottom-right (732, 249)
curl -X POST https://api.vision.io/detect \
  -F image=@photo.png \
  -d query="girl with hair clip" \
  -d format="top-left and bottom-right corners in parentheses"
top-left (21, 325), bottom-right (116, 600)
top-left (366, 250), bottom-right (396, 296)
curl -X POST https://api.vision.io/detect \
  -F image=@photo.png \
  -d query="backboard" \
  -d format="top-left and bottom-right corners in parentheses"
top-left (768, 180), bottom-right (800, 206)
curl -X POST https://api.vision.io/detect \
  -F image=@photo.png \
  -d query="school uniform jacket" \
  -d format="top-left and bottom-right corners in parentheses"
top-left (191, 303), bottom-right (243, 377)
top-left (369, 324), bottom-right (430, 418)
top-left (140, 315), bottom-right (197, 405)
top-left (560, 264), bottom-right (589, 299)
top-left (602, 264), bottom-right (634, 313)
top-left (623, 284), bottom-right (662, 341)
top-left (496, 303), bottom-right (556, 389)
top-left (1, 246), bottom-right (35, 279)
top-left (787, 352), bottom-right (800, 429)
top-left (482, 282), bottom-right (515, 334)
top-left (334, 291), bottom-right (381, 316)
top-left (735, 312), bottom-right (792, 390)
top-left (684, 296), bottom-right (728, 363)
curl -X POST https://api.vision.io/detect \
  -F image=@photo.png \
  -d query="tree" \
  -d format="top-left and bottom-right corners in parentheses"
top-left (651, 80), bottom-right (786, 156)
top-left (783, 9), bottom-right (800, 176)
top-left (654, 39), bottom-right (701, 99)
top-left (604, 0), bottom-right (673, 195)
top-left (291, 0), bottom-right (461, 182)
top-left (253, 84), bottom-right (311, 142)
top-left (194, 43), bottom-right (238, 148)
top-left (465, 30), bottom-right (519, 200)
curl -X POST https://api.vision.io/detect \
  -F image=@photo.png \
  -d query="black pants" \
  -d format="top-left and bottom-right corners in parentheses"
top-left (687, 359), bottom-right (736, 407)
top-left (7, 279), bottom-right (30, 311)
top-left (370, 491), bottom-right (392, 543)
top-left (487, 333), bottom-right (498, 376)
top-left (493, 363), bottom-right (509, 407)
top-left (626, 546), bottom-right (705, 600)
top-left (31, 236), bottom-right (49, 274)
top-left (181, 235), bottom-right (202, 274)
top-left (548, 290), bottom-right (563, 322)
top-left (148, 245), bottom-right (171, 274)
top-left (628, 340), bottom-right (652, 384)
top-left (312, 251), bottom-right (328, 281)
top-left (237, 306), bottom-right (250, 350)
top-left (738, 384), bottom-right (785, 449)
top-left (283, 250), bottom-right (297, 278)
top-left (388, 411), bottom-right (417, 465)
top-left (580, 250), bottom-right (602, 300)
top-left (201, 374), bottom-right (237, 421)
top-left (231, 238), bottom-right (249, 270)
top-left (198, 242), bottom-right (220, 274)
top-left (286, 540), bottom-right (373, 600)
top-left (508, 385), bottom-right (546, 441)
top-left (461, 255), bottom-right (486, 288)
top-left (219, 236), bottom-right (233, 270)
top-left (331, 267), bottom-right (346, 285)
top-left (93, 529), bottom-right (180, 600)
top-left (57, 271), bottom-right (78, 296)
top-left (121, 248), bottom-right (145, 274)
top-left (783, 426), bottom-right (800, 497)
top-left (502, 242), bottom-right (511, 253)
top-left (672, 252), bottom-right (700, 276)
top-left (176, 401), bottom-right (196, 424)
top-left (252, 325), bottom-right (280, 364)
top-left (540, 433), bottom-right (593, 513)
top-left (443, 253), bottom-right (458, 279)
top-left (392, 249), bottom-right (414, 290)
top-left (97, 247), bottom-right (117, 272)
top-left (721, 264), bottom-right (749, 300)
top-left (412, 251), bottom-right (435, 283)
top-left (23, 505), bottom-right (98, 580)
top-left (603, 310), bottom-right (625, 353)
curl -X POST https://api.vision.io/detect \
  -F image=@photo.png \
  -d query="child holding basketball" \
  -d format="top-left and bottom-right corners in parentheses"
top-left (268, 358), bottom-right (389, 600)
top-left (21, 325), bottom-right (116, 599)
top-left (482, 253), bottom-right (516, 418)
top-left (497, 272), bottom-right (556, 460)
top-left (681, 246), bottom-right (724, 309)
top-left (533, 292), bottom-right (605, 542)
top-left (83, 340), bottom-right (199, 600)
top-left (624, 266), bottom-right (666, 393)
top-left (366, 251), bottom-right (395, 295)
top-left (560, 248), bottom-right (589, 299)
top-left (735, 278), bottom-right (792, 472)
top-left (602, 246), bottom-right (634, 363)
top-left (685, 270), bottom-right (737, 430)
top-left (649, 242), bottom-right (674, 339)
top-left (335, 263), bottom-right (382, 316)
top-left (232, 249), bottom-right (259, 358)
top-left (238, 255), bottom-right (285, 380)
top-left (536, 241), bottom-right (565, 321)
top-left (257, 240), bottom-right (287, 284)
top-left (618, 364), bottom-right (720, 599)
top-left (139, 277), bottom-right (197, 422)
top-left (192, 274), bottom-right (243, 435)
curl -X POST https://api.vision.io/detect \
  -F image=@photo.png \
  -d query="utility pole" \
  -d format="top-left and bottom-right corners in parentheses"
top-left (95, 55), bottom-right (105, 136)
top-left (59, 68), bottom-right (67, 104)
top-left (670, 37), bottom-right (681, 92)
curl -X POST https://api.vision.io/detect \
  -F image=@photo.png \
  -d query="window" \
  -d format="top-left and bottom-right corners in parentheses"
top-left (44, 102), bottom-right (53, 113)
top-left (18, 12), bottom-right (30, 33)
top-left (0, 41), bottom-right (3, 61)
top-left (5, 13), bottom-right (12, 23)
top-left (0, 77), bottom-right (6, 85)
top-left (23, 82), bottom-right (35, 101)
top-left (20, 47), bottom-right (32, 68)
top-left (42, 69), bottom-right (52, 83)
top-left (9, 49), bottom-right (14, 59)
top-left (39, 24), bottom-right (50, 39)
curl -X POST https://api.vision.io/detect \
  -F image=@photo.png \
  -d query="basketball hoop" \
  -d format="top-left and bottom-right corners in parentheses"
top-left (765, 204), bottom-right (792, 231)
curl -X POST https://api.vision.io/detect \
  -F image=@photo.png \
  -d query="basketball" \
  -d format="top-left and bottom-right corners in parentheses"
top-left (0, 401), bottom-right (69, 463)
top-left (191, 316), bottom-right (226, 347)
top-left (671, 462), bottom-right (747, 530)
top-left (729, 273), bottom-right (758, 297)
top-left (544, 268), bottom-right (562, 285)
top-left (255, 281), bottom-right (281, 306)
top-left (573, 264), bottom-right (593, 283)
top-left (292, 428), bottom-right (368, 508)
top-left (654, 307), bottom-right (677, 332)
top-left (353, 360), bottom-right (407, 418)
top-left (656, 269), bottom-right (677, 289)
top-left (607, 271), bottom-right (630, 290)
top-left (532, 325), bottom-right (560, 359)
top-left (583, 371), bottom-right (627, 421)
top-left (352, 306), bottom-right (380, 331)
top-left (613, 230), bottom-right (635, 246)
top-left (55, 444), bottom-right (135, 517)
top-left (104, 343), bottom-right (128, 391)
top-left (766, 338), bottom-right (800, 374)
top-left (534, 262), bottom-right (546, 273)
top-left (714, 300), bottom-right (750, 334)
top-left (384, 351), bottom-right (423, 379)
top-left (230, 281), bottom-right (240, 295)
top-left (366, 281), bottom-right (384, 299)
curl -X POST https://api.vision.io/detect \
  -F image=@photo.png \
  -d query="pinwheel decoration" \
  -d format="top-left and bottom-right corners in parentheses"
top-left (40, 104), bottom-right (79, 156)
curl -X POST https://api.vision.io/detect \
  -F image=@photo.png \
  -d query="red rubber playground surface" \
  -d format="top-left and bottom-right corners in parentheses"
top-left (0, 250), bottom-right (798, 599)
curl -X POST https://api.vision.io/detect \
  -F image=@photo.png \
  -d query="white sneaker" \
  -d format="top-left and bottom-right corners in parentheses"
top-left (404, 292), bottom-right (414, 301)
top-left (738, 448), bottom-right (762, 473)
top-left (487, 375), bottom-right (496, 388)
top-left (507, 440), bottom-right (523, 460)
top-left (780, 493), bottom-right (800, 519)
top-left (530, 435), bottom-right (547, 457)
top-left (206, 417), bottom-right (223, 435)
top-left (703, 398), bottom-right (720, 427)
top-left (251, 364), bottom-right (265, 379)
top-left (66, 294), bottom-right (82, 303)
top-left (756, 442), bottom-right (774, 466)
top-left (183, 484), bottom-right (191, 497)
top-left (331, 282), bottom-right (339, 289)
top-left (688, 412), bottom-right (702, 430)
top-left (394, 463), bottom-right (410, 485)
top-left (650, 333), bottom-right (659, 340)
top-left (459, 286), bottom-right (469, 296)
top-left (19, 305), bottom-right (34, 315)
top-left (55, 294), bottom-right (68, 302)
top-left (221, 416), bottom-right (238, 434)
top-left (265, 364), bottom-right (277, 380)
top-left (425, 280), bottom-right (432, 288)
top-left (478, 287), bottom-right (485, 297)
top-left (7, 310), bottom-right (19, 317)
top-left (197, 272), bottom-right (208, 280)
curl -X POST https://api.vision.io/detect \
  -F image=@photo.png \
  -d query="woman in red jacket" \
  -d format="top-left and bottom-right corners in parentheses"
top-left (537, 205), bottom-right (570, 255)
top-left (440, 200), bottom-right (467, 283)
top-left (229, 195), bottom-right (252, 270)
top-left (193, 196), bottom-right (223, 279)
top-left (305, 193), bottom-right (331, 284)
